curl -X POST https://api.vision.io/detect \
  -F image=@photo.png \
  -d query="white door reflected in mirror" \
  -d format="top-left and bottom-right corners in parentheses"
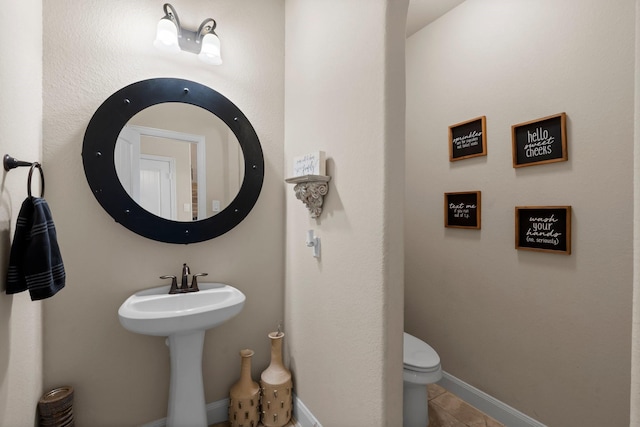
top-left (139, 155), bottom-right (176, 219)
top-left (114, 103), bottom-right (244, 222)
top-left (115, 125), bottom-right (203, 221)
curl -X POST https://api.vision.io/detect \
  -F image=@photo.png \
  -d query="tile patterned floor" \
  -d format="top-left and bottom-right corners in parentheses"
top-left (211, 384), bottom-right (504, 427)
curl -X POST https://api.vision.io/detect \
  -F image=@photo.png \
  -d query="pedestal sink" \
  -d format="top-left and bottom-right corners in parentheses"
top-left (118, 283), bottom-right (245, 427)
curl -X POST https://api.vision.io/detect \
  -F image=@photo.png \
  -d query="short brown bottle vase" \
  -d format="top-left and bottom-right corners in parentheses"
top-left (229, 349), bottom-right (261, 427)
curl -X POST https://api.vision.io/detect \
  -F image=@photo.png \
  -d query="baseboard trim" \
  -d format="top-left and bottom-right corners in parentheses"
top-left (293, 393), bottom-right (322, 427)
top-left (142, 373), bottom-right (545, 427)
top-left (207, 398), bottom-right (230, 424)
top-left (140, 395), bottom-right (321, 427)
top-left (139, 399), bottom-right (229, 427)
top-left (140, 417), bottom-right (165, 427)
top-left (438, 371), bottom-right (547, 427)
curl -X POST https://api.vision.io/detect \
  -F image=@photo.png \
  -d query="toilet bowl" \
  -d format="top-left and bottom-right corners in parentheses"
top-left (403, 332), bottom-right (442, 427)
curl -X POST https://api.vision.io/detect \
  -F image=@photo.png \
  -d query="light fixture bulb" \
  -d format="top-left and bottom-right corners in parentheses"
top-left (198, 33), bottom-right (222, 65)
top-left (154, 18), bottom-right (180, 54)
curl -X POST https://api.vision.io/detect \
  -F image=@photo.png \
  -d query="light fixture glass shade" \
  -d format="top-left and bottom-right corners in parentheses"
top-left (154, 18), bottom-right (180, 53)
top-left (198, 33), bottom-right (222, 65)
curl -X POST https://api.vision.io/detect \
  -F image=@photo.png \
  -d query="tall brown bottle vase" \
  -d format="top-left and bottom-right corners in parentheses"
top-left (260, 331), bottom-right (293, 427)
top-left (229, 349), bottom-right (261, 427)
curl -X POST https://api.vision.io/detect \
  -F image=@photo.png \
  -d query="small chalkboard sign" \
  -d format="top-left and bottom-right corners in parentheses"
top-left (444, 191), bottom-right (481, 229)
top-left (512, 113), bottom-right (567, 168)
top-left (449, 116), bottom-right (487, 162)
top-left (515, 206), bottom-right (571, 254)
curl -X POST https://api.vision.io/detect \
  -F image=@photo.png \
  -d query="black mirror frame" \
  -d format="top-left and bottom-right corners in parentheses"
top-left (82, 78), bottom-right (264, 244)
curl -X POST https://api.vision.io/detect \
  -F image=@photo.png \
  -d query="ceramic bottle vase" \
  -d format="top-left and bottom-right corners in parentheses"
top-left (260, 331), bottom-right (293, 427)
top-left (229, 349), bottom-right (261, 427)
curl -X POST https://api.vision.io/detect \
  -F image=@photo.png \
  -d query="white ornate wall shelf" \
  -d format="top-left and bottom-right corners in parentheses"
top-left (285, 175), bottom-right (331, 218)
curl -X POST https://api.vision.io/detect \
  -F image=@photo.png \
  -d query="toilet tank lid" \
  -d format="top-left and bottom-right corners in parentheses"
top-left (404, 332), bottom-right (440, 369)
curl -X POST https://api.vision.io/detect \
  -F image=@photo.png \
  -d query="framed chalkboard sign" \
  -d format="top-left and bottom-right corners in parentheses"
top-left (515, 206), bottom-right (571, 254)
top-left (445, 191), bottom-right (481, 229)
top-left (449, 116), bottom-right (487, 162)
top-left (512, 113), bottom-right (567, 168)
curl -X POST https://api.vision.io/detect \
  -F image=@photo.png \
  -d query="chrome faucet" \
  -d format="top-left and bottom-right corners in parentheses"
top-left (160, 263), bottom-right (208, 294)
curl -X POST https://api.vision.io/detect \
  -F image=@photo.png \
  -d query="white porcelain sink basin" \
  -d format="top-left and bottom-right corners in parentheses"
top-left (118, 282), bottom-right (246, 336)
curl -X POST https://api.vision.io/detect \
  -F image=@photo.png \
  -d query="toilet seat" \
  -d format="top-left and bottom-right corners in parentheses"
top-left (403, 332), bottom-right (440, 372)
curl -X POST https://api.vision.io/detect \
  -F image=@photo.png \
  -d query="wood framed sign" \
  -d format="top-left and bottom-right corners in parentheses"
top-left (444, 191), bottom-right (481, 229)
top-left (449, 116), bottom-right (487, 162)
top-left (512, 112), bottom-right (567, 168)
top-left (515, 206), bottom-right (571, 254)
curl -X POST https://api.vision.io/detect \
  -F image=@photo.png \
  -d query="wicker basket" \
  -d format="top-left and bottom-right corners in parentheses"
top-left (38, 386), bottom-right (74, 427)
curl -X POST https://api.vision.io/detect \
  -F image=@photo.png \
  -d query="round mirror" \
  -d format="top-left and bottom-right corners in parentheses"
top-left (82, 78), bottom-right (264, 244)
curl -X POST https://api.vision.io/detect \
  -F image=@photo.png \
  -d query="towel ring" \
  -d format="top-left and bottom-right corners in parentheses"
top-left (28, 162), bottom-right (45, 198)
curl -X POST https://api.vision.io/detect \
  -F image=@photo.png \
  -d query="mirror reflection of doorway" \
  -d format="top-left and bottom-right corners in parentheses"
top-left (114, 125), bottom-right (206, 221)
top-left (138, 155), bottom-right (176, 219)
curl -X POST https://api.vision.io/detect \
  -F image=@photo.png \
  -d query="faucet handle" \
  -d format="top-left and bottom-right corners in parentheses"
top-left (191, 273), bottom-right (208, 291)
top-left (160, 275), bottom-right (179, 294)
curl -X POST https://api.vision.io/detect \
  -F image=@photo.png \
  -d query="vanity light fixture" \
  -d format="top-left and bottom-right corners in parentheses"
top-left (154, 3), bottom-right (222, 65)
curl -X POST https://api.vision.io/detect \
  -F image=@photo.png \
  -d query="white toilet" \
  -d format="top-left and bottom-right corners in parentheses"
top-left (403, 332), bottom-right (442, 427)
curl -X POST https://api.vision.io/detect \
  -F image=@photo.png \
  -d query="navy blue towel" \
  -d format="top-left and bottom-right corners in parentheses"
top-left (6, 197), bottom-right (65, 300)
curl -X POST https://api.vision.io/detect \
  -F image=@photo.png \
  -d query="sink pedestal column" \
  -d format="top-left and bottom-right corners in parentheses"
top-left (166, 330), bottom-right (207, 427)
